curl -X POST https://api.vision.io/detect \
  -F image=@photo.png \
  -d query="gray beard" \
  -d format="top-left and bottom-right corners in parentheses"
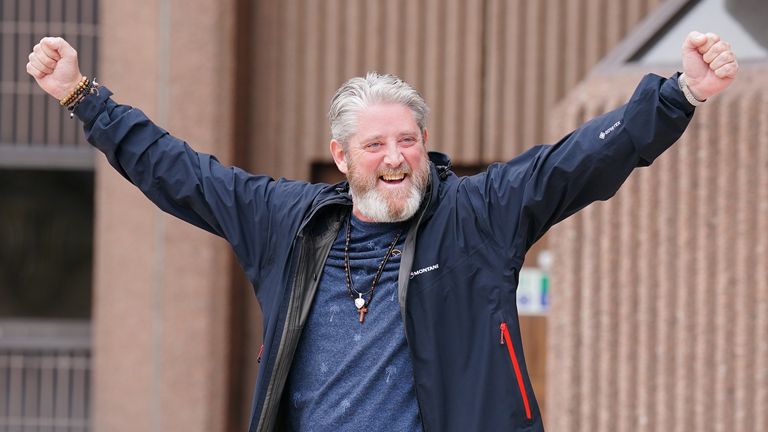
top-left (347, 161), bottom-right (429, 223)
top-left (349, 182), bottom-right (424, 223)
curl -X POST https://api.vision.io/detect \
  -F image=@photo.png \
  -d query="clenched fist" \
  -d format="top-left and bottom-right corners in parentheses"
top-left (682, 31), bottom-right (739, 101)
top-left (26, 37), bottom-right (83, 101)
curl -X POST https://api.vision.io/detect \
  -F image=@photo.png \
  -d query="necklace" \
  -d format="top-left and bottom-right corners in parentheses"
top-left (343, 214), bottom-right (403, 324)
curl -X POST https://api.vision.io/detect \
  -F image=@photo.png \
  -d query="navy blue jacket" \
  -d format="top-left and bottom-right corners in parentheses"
top-left (75, 73), bottom-right (694, 431)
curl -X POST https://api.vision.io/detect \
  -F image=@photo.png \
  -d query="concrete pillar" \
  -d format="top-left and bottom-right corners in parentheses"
top-left (91, 1), bottom-right (236, 431)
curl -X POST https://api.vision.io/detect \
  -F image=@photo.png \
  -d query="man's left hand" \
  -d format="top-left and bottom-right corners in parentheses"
top-left (681, 31), bottom-right (739, 101)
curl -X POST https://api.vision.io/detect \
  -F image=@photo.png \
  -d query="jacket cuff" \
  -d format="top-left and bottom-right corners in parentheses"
top-left (73, 86), bottom-right (114, 125)
top-left (661, 72), bottom-right (696, 115)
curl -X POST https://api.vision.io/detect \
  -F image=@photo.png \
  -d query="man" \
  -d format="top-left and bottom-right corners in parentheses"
top-left (26, 31), bottom-right (738, 431)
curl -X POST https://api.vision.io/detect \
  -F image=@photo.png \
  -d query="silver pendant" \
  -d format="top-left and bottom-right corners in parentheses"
top-left (354, 294), bottom-right (366, 310)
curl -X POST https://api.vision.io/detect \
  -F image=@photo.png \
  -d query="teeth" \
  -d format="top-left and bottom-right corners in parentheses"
top-left (381, 174), bottom-right (405, 181)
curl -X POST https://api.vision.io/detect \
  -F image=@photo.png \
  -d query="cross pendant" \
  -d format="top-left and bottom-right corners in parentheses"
top-left (358, 306), bottom-right (368, 323)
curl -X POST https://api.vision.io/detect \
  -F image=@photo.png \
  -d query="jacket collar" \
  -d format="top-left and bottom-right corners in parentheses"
top-left (420, 151), bottom-right (451, 221)
top-left (428, 151), bottom-right (452, 181)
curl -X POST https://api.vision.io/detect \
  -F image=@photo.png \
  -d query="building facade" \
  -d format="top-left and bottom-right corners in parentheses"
top-left (2, 0), bottom-right (765, 431)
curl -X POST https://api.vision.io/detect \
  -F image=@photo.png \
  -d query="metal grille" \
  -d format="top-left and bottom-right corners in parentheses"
top-left (0, 321), bottom-right (90, 431)
top-left (0, 0), bottom-right (98, 170)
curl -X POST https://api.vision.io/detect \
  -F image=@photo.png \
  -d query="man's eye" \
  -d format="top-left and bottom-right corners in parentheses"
top-left (366, 142), bottom-right (382, 149)
top-left (400, 137), bottom-right (417, 144)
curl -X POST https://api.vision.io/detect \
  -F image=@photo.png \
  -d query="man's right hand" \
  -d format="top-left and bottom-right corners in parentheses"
top-left (26, 37), bottom-right (84, 101)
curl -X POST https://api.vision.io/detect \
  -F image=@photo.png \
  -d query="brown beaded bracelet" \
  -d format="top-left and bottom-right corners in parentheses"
top-left (60, 76), bottom-right (88, 106)
top-left (59, 76), bottom-right (89, 107)
top-left (65, 77), bottom-right (100, 118)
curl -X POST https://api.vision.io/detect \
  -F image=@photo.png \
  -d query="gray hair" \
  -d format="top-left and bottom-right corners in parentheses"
top-left (328, 72), bottom-right (429, 148)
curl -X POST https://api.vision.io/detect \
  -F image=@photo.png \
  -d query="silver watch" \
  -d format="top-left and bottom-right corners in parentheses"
top-left (678, 73), bottom-right (706, 107)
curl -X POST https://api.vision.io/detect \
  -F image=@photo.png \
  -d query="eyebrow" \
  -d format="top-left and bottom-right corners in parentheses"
top-left (359, 131), bottom-right (420, 143)
top-left (360, 134), bottom-right (385, 143)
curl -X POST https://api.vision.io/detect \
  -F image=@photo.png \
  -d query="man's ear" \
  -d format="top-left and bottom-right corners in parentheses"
top-left (422, 128), bottom-right (428, 148)
top-left (330, 139), bottom-right (348, 174)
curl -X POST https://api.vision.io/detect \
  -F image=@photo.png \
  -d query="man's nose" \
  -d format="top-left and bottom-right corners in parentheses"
top-left (383, 141), bottom-right (404, 167)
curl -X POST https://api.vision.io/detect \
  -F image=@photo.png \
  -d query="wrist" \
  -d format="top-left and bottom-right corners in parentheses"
top-left (59, 76), bottom-right (101, 118)
top-left (59, 76), bottom-right (89, 106)
top-left (678, 73), bottom-right (706, 107)
top-left (59, 75), bottom-right (86, 100)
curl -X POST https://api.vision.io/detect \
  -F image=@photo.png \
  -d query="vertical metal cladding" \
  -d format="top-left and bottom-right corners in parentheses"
top-left (249, 0), bottom-right (482, 178)
top-left (246, 0), bottom-right (662, 178)
top-left (548, 70), bottom-right (768, 432)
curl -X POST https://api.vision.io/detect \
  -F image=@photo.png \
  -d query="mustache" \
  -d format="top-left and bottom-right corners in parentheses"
top-left (376, 165), bottom-right (412, 177)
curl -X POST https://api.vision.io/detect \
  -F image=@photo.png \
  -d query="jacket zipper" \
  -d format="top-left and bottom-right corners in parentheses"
top-left (500, 322), bottom-right (532, 420)
top-left (398, 184), bottom-right (435, 432)
top-left (255, 234), bottom-right (305, 431)
top-left (256, 200), bottom-right (348, 431)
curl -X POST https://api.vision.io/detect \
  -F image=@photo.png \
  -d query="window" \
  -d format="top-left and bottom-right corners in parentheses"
top-left (0, 0), bottom-right (99, 169)
top-left (0, 169), bottom-right (93, 319)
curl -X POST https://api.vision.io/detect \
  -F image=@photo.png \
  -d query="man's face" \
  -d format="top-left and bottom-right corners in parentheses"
top-left (335, 103), bottom-right (430, 223)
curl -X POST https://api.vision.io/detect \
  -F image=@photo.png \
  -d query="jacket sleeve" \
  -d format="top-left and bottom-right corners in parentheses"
top-left (462, 73), bottom-right (695, 257)
top-left (73, 87), bottom-right (315, 282)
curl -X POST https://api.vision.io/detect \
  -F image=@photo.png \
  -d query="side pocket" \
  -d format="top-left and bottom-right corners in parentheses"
top-left (500, 322), bottom-right (532, 420)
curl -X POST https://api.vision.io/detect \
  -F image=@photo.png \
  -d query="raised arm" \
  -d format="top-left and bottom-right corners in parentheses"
top-left (26, 37), bottom-right (320, 284)
top-left (463, 31), bottom-right (738, 256)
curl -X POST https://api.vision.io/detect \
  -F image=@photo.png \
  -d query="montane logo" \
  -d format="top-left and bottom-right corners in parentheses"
top-left (599, 120), bottom-right (621, 139)
top-left (410, 264), bottom-right (439, 279)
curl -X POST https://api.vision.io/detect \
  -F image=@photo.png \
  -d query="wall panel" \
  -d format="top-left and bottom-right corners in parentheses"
top-left (483, 0), bottom-right (664, 160)
top-left (547, 69), bottom-right (768, 432)
top-left (247, 0), bottom-right (661, 177)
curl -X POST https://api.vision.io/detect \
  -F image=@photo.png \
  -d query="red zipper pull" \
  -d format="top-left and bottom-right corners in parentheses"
top-left (500, 323), bottom-right (506, 345)
top-left (257, 344), bottom-right (264, 363)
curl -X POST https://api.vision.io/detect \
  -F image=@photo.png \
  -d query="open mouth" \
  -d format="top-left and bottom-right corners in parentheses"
top-left (379, 173), bottom-right (407, 185)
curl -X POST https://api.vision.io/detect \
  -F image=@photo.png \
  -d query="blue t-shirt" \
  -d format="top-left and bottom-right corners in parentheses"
top-left (284, 214), bottom-right (423, 432)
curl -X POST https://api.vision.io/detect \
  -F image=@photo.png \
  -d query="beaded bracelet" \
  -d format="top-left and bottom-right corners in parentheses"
top-left (61, 77), bottom-right (101, 118)
top-left (59, 75), bottom-right (89, 107)
top-left (67, 78), bottom-right (93, 108)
